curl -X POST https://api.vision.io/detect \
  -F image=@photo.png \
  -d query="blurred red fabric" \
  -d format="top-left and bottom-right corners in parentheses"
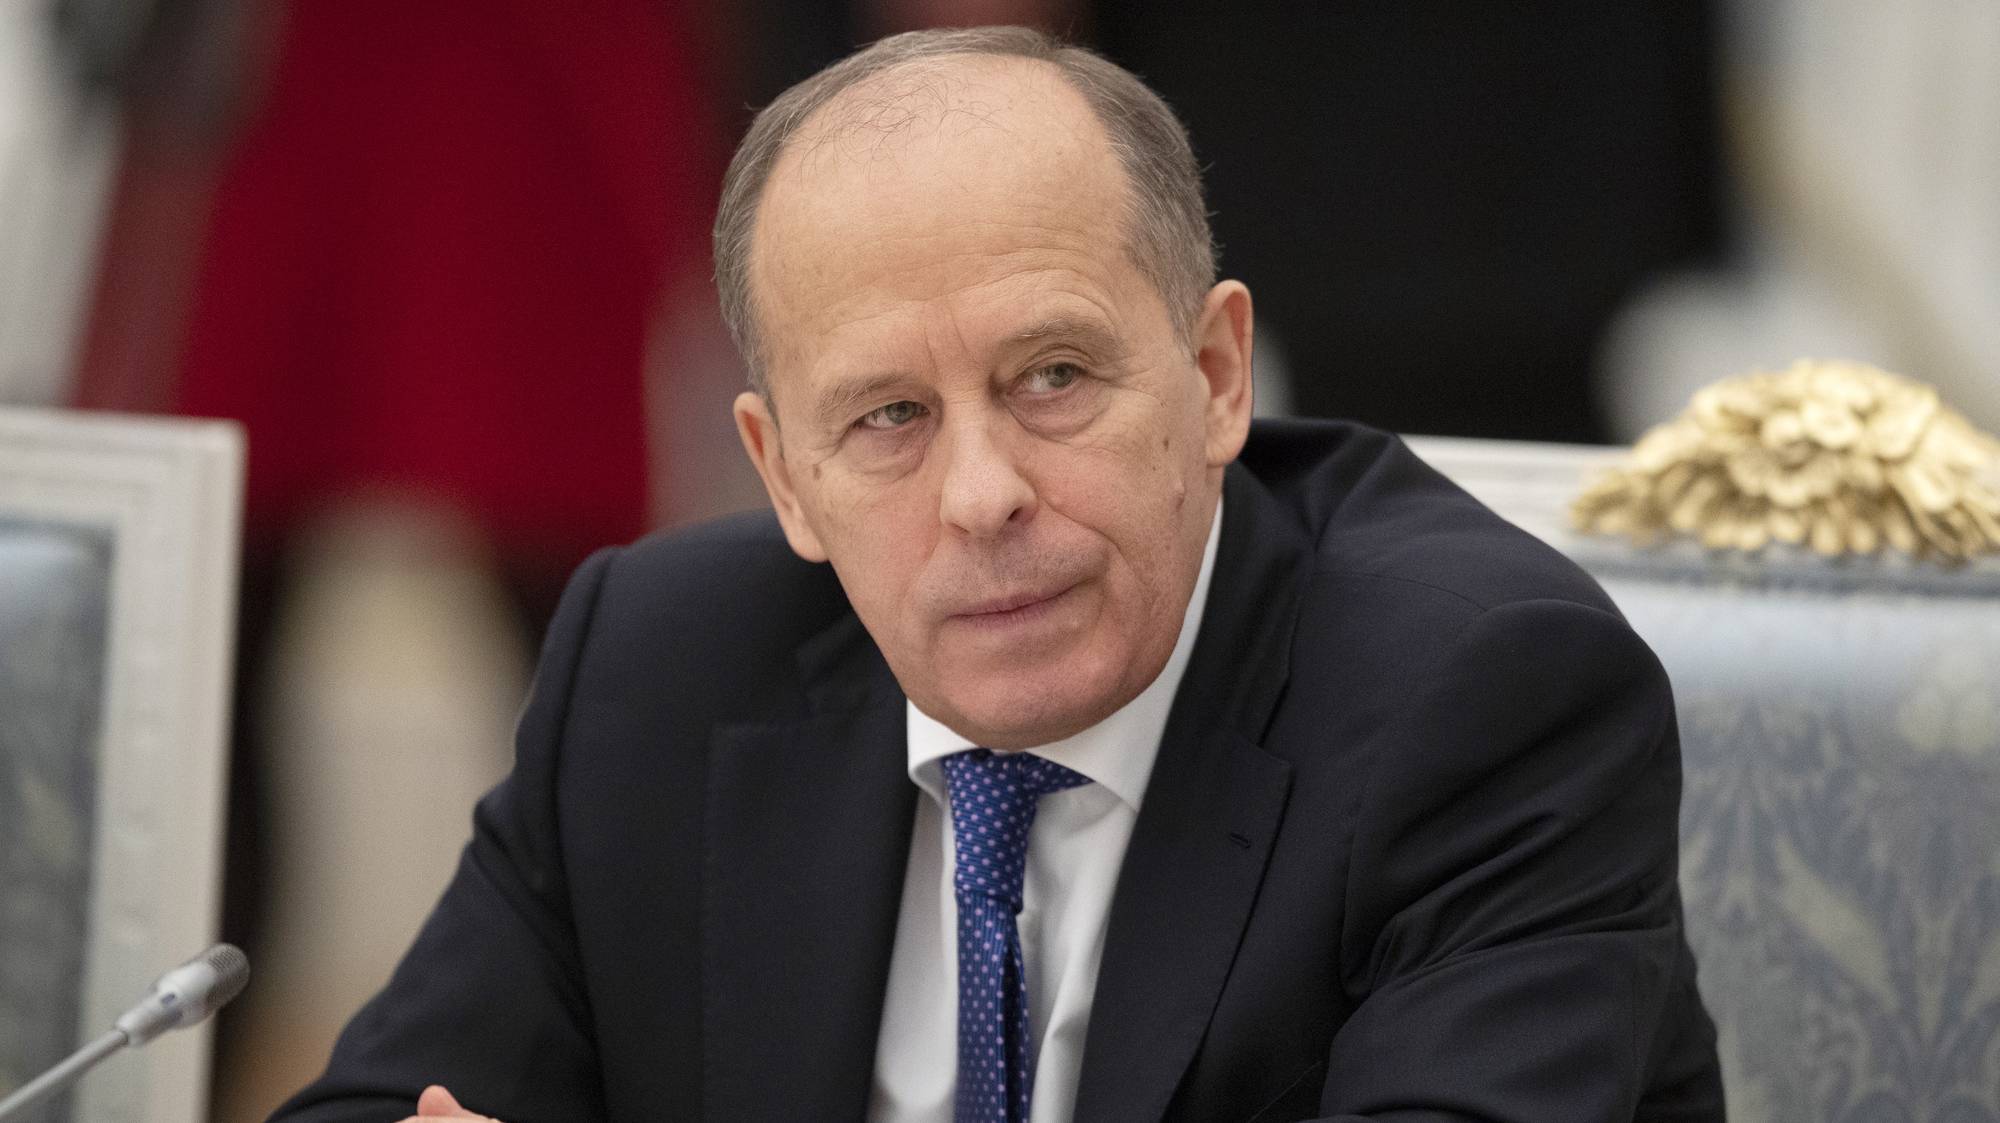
top-left (134, 0), bottom-right (718, 567)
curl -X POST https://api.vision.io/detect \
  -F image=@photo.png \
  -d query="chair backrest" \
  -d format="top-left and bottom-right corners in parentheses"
top-left (0, 407), bottom-right (242, 1123)
top-left (1410, 434), bottom-right (2000, 1123)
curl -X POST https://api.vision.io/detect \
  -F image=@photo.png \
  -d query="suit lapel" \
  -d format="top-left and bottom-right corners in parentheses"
top-left (1073, 466), bottom-right (1313, 1123)
top-left (701, 615), bottom-right (915, 1120)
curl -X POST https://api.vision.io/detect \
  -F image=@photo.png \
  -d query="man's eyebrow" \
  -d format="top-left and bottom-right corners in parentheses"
top-left (811, 372), bottom-right (912, 432)
top-left (1005, 316), bottom-right (1123, 355)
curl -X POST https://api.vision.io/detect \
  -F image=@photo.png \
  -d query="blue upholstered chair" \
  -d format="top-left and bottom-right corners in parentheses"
top-left (1413, 435), bottom-right (2000, 1123)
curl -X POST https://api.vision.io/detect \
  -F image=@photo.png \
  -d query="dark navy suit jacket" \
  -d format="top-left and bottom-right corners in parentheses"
top-left (273, 420), bottom-right (1725, 1122)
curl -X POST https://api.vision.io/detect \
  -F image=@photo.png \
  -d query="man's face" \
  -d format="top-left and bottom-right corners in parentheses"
top-left (734, 58), bottom-right (1252, 749)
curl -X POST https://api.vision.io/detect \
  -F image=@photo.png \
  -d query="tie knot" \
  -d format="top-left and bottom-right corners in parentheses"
top-left (940, 749), bottom-right (1091, 912)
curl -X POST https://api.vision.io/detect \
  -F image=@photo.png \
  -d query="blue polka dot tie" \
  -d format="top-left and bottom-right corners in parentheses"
top-left (940, 748), bottom-right (1092, 1123)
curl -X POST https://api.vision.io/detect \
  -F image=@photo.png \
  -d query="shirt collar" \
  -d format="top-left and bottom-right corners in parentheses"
top-left (905, 496), bottom-right (1223, 814)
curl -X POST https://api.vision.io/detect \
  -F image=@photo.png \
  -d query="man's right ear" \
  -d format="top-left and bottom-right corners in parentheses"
top-left (733, 391), bottom-right (830, 562)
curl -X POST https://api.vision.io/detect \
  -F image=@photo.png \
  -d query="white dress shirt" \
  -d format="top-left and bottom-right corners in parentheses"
top-left (868, 501), bottom-right (1223, 1123)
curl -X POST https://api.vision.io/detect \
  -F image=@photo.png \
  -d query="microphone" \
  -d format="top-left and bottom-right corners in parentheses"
top-left (0, 944), bottom-right (249, 1121)
top-left (113, 942), bottom-right (250, 1046)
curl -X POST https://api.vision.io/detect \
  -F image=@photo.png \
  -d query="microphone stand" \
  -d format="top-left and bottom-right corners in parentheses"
top-left (0, 1030), bottom-right (130, 1120)
top-left (0, 943), bottom-right (247, 1121)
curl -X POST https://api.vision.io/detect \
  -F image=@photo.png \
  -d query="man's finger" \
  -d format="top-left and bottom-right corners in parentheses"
top-left (415, 1084), bottom-right (498, 1119)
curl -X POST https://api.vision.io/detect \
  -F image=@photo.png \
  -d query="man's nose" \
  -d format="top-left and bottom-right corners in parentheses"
top-left (936, 417), bottom-right (1036, 538)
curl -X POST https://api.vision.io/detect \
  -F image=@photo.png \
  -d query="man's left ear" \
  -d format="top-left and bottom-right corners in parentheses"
top-left (1193, 280), bottom-right (1254, 467)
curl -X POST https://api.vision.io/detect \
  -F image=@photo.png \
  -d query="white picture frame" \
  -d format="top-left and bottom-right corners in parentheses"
top-left (0, 407), bottom-right (242, 1123)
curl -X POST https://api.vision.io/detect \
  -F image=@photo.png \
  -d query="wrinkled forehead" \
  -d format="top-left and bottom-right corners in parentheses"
top-left (748, 57), bottom-right (1138, 376)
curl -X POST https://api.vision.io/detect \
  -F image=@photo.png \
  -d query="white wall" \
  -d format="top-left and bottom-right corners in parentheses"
top-left (0, 0), bottom-right (121, 406)
top-left (1606, 0), bottom-right (2000, 437)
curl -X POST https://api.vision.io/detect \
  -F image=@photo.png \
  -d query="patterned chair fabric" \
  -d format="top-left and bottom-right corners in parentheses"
top-left (1411, 436), bottom-right (2000, 1123)
top-left (0, 525), bottom-right (112, 1123)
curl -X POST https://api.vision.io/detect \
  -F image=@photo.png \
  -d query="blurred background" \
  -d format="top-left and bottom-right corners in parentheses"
top-left (0, 0), bottom-right (1993, 1118)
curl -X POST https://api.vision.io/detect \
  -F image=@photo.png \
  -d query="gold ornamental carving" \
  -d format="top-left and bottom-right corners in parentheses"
top-left (1572, 360), bottom-right (2000, 562)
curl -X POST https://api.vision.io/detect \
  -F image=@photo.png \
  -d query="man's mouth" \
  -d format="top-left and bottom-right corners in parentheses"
top-left (951, 583), bottom-right (1078, 624)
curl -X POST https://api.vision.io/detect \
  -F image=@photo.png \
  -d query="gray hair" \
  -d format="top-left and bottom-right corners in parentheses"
top-left (712, 26), bottom-right (1218, 395)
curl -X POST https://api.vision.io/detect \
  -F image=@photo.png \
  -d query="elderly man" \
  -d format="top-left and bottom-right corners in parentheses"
top-left (274, 27), bottom-right (1723, 1123)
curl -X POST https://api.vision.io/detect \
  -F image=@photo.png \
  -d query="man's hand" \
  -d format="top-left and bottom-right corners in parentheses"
top-left (397, 1085), bottom-right (502, 1121)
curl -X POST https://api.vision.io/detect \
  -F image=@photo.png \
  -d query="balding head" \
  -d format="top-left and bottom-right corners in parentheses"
top-left (712, 27), bottom-right (1216, 396)
top-left (750, 55), bottom-right (1136, 392)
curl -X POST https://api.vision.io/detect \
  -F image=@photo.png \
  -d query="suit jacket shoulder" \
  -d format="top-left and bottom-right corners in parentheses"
top-left (1189, 419), bottom-right (1720, 1121)
top-left (578, 509), bottom-right (854, 727)
top-left (1240, 417), bottom-right (1618, 617)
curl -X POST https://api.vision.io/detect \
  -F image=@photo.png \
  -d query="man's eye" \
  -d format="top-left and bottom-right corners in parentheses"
top-left (1024, 362), bottom-right (1083, 394)
top-left (858, 400), bottom-right (927, 430)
